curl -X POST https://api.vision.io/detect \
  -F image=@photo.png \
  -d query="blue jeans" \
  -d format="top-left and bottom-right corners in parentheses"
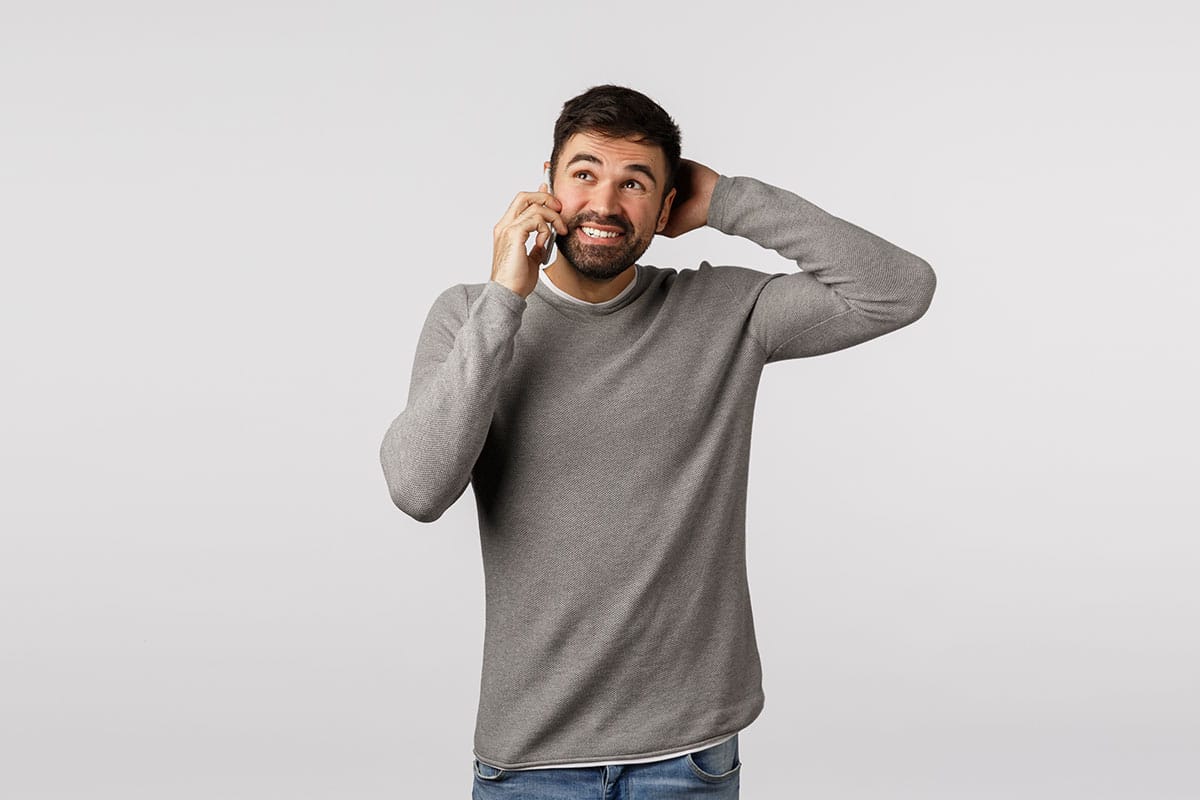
top-left (472, 734), bottom-right (741, 799)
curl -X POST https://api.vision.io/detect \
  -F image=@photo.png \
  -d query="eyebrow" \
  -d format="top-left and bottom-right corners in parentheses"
top-left (564, 152), bottom-right (658, 187)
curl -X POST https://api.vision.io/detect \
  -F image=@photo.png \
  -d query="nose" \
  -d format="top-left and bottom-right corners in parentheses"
top-left (588, 180), bottom-right (621, 218)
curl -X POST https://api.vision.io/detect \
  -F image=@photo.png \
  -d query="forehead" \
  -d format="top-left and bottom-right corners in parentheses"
top-left (559, 131), bottom-right (665, 176)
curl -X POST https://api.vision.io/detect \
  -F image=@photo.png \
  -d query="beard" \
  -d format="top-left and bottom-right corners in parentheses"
top-left (556, 217), bottom-right (655, 282)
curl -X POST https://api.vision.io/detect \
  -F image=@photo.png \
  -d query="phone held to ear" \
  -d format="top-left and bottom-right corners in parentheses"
top-left (539, 167), bottom-right (556, 265)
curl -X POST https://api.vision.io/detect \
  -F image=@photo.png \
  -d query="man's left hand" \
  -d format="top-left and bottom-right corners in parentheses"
top-left (657, 159), bottom-right (719, 239)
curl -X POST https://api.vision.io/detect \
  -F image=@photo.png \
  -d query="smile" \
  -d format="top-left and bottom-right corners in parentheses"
top-left (579, 226), bottom-right (625, 242)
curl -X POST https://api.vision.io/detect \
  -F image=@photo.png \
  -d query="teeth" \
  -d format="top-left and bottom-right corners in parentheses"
top-left (582, 226), bottom-right (621, 239)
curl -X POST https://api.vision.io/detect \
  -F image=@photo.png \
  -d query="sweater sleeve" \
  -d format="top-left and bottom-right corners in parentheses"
top-left (707, 175), bottom-right (937, 363)
top-left (379, 280), bottom-right (527, 522)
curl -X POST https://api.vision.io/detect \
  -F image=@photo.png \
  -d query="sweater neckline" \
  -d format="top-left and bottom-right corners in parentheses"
top-left (533, 265), bottom-right (648, 317)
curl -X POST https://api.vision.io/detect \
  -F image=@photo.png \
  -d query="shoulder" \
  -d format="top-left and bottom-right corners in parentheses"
top-left (428, 281), bottom-right (519, 320)
top-left (638, 263), bottom-right (776, 317)
top-left (425, 283), bottom-right (468, 317)
top-left (641, 262), bottom-right (778, 294)
top-left (676, 262), bottom-right (779, 300)
top-left (460, 281), bottom-right (489, 305)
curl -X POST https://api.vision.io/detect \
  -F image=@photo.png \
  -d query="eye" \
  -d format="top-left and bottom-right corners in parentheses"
top-left (622, 179), bottom-right (644, 190)
top-left (574, 170), bottom-right (593, 181)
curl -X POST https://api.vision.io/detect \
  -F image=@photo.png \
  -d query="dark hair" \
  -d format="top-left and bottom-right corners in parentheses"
top-left (549, 85), bottom-right (682, 202)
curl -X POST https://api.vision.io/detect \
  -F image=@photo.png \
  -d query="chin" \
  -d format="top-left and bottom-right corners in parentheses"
top-left (560, 235), bottom-right (651, 282)
top-left (572, 263), bottom-right (629, 282)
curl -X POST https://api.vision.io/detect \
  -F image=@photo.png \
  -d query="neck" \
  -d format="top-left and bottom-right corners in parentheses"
top-left (543, 259), bottom-right (637, 303)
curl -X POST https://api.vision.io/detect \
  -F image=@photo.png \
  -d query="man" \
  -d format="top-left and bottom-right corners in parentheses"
top-left (380, 84), bottom-right (936, 798)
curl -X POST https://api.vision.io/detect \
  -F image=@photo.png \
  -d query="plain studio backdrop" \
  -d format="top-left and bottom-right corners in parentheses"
top-left (2, 1), bottom-right (1196, 798)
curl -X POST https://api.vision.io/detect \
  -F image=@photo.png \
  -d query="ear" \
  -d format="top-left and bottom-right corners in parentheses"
top-left (655, 187), bottom-right (677, 232)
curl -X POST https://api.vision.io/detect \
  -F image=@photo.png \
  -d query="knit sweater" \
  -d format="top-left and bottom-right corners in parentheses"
top-left (379, 174), bottom-right (937, 769)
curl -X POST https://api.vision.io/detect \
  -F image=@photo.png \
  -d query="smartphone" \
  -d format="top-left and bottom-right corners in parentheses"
top-left (540, 166), bottom-right (556, 265)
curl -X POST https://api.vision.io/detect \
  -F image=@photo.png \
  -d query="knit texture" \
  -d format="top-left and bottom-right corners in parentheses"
top-left (380, 175), bottom-right (937, 769)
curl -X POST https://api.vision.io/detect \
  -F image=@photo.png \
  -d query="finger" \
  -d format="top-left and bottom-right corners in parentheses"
top-left (502, 189), bottom-right (562, 222)
top-left (516, 201), bottom-right (568, 235)
top-left (508, 191), bottom-right (559, 217)
top-left (539, 217), bottom-right (560, 243)
top-left (533, 218), bottom-right (557, 256)
top-left (496, 212), bottom-right (560, 256)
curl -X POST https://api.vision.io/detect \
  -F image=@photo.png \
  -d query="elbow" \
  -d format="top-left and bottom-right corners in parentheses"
top-left (379, 441), bottom-right (449, 524)
top-left (391, 491), bottom-right (447, 523)
top-left (383, 475), bottom-right (449, 523)
top-left (896, 255), bottom-right (937, 325)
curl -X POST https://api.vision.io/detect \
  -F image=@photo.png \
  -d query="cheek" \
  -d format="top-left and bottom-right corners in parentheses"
top-left (556, 201), bottom-right (583, 225)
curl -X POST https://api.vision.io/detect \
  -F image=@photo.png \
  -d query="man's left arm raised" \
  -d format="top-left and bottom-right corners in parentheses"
top-left (665, 160), bottom-right (937, 363)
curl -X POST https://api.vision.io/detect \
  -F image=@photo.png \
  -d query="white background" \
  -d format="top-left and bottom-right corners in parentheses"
top-left (3, 1), bottom-right (1196, 797)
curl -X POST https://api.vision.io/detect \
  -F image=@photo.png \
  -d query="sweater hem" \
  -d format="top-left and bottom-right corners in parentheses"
top-left (472, 688), bottom-right (764, 770)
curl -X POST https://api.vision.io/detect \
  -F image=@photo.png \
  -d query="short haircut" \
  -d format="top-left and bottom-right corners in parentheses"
top-left (549, 85), bottom-right (683, 202)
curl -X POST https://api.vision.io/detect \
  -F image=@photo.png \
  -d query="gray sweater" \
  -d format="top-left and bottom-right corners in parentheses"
top-left (379, 175), bottom-right (937, 769)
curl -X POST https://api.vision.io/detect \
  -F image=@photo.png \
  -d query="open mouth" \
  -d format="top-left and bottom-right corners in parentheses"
top-left (577, 225), bottom-right (626, 244)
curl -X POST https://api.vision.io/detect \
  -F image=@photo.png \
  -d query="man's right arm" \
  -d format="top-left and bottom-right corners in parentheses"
top-left (379, 281), bottom-right (526, 522)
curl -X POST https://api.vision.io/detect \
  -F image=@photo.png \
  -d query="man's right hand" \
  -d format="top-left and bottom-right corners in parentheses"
top-left (491, 183), bottom-right (569, 299)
